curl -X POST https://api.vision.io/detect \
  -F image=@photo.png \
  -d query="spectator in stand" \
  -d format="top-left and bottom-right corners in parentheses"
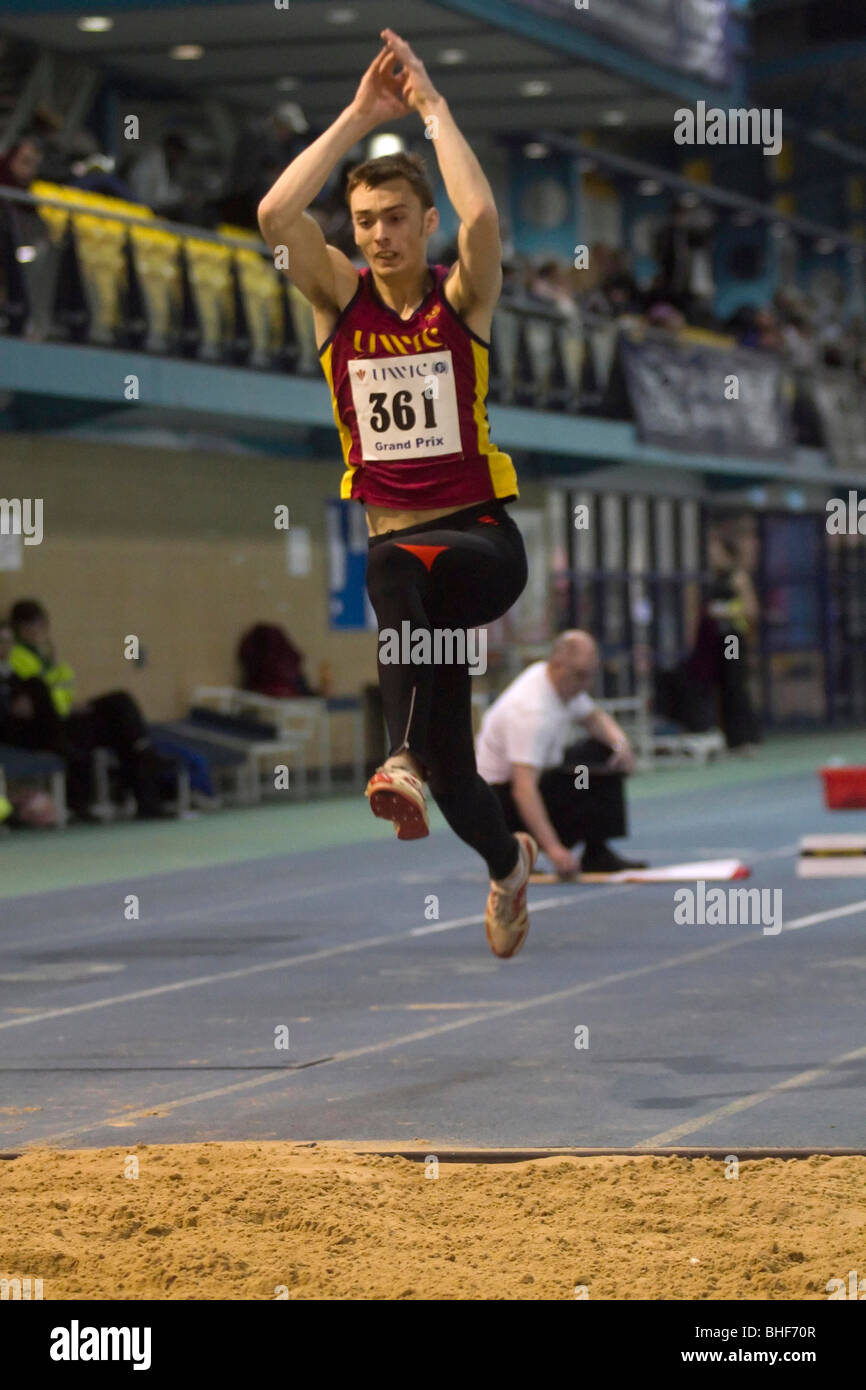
top-left (0, 617), bottom-right (59, 746)
top-left (645, 300), bottom-right (685, 333)
top-left (0, 133), bottom-right (43, 192)
top-left (221, 104), bottom-right (310, 231)
top-left (582, 247), bottom-right (642, 320)
top-left (684, 535), bottom-right (761, 753)
top-left (62, 131), bottom-right (137, 202)
top-left (126, 132), bottom-right (195, 219)
top-left (727, 303), bottom-right (783, 353)
top-left (8, 599), bottom-right (179, 819)
top-left (501, 253), bottom-right (533, 298)
top-left (653, 197), bottom-right (716, 327)
top-left (0, 617), bottom-right (63, 826)
top-left (0, 133), bottom-right (46, 332)
top-left (309, 159), bottom-right (360, 261)
top-left (754, 305), bottom-right (784, 352)
top-left (774, 288), bottom-right (818, 370)
top-left (530, 258), bottom-right (581, 324)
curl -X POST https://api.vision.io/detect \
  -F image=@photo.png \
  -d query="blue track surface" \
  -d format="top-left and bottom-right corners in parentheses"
top-left (1, 769), bottom-right (865, 1151)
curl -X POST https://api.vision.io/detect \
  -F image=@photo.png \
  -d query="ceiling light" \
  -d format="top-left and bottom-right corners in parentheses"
top-left (438, 48), bottom-right (467, 65)
top-left (519, 80), bottom-right (551, 98)
top-left (601, 109), bottom-right (626, 125)
top-left (77, 16), bottom-right (113, 32)
top-left (369, 133), bottom-right (405, 158)
top-left (523, 142), bottom-right (549, 159)
top-left (327, 7), bottom-right (357, 22)
top-left (638, 179), bottom-right (662, 196)
top-left (15, 245), bottom-right (37, 263)
top-left (170, 44), bottom-right (203, 60)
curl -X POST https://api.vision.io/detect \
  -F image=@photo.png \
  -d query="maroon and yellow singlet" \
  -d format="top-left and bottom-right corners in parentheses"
top-left (318, 262), bottom-right (519, 510)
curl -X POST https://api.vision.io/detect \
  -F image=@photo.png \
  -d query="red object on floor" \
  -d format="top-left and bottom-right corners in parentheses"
top-left (394, 543), bottom-right (449, 572)
top-left (820, 766), bottom-right (866, 810)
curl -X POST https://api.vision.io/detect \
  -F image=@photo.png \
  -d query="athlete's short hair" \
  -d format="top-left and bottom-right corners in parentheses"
top-left (345, 151), bottom-right (434, 216)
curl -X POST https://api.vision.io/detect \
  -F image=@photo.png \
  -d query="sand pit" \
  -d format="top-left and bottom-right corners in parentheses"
top-left (1, 1145), bottom-right (864, 1300)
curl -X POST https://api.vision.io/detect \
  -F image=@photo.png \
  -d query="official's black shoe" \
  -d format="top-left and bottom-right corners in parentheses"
top-left (580, 844), bottom-right (649, 878)
top-left (135, 803), bottom-right (178, 821)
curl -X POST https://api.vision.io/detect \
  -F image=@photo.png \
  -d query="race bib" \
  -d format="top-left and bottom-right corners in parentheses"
top-left (348, 349), bottom-right (462, 462)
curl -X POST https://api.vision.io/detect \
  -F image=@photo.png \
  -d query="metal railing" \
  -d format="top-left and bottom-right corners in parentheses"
top-left (0, 180), bottom-right (864, 458)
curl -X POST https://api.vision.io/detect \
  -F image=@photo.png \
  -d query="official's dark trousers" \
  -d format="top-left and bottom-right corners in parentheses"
top-left (489, 738), bottom-right (628, 848)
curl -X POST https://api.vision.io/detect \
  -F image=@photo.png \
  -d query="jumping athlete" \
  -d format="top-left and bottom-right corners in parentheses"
top-left (258, 29), bottom-right (537, 957)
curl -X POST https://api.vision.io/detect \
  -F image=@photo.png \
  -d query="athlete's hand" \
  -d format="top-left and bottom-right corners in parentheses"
top-left (380, 28), bottom-right (442, 115)
top-left (350, 46), bottom-right (411, 130)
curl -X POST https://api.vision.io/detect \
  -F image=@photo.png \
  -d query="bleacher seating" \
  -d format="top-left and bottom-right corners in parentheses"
top-left (2, 182), bottom-right (863, 454)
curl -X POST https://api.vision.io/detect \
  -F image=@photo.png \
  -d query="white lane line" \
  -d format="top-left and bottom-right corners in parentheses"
top-left (0, 872), bottom-right (400, 952)
top-left (0, 840), bottom-right (807, 1031)
top-left (4, 839), bottom-right (800, 951)
top-left (631, 895), bottom-right (866, 1147)
top-left (0, 884), bottom-right (630, 1030)
top-left (635, 1041), bottom-right (866, 1148)
top-left (784, 898), bottom-right (866, 932)
top-left (410, 883), bottom-right (633, 935)
top-left (24, 894), bottom-right (865, 1147)
top-left (0, 964), bottom-right (124, 983)
top-left (0, 930), bottom-right (404, 1031)
top-left (27, 1070), bottom-right (310, 1144)
top-left (24, 936), bottom-right (756, 1146)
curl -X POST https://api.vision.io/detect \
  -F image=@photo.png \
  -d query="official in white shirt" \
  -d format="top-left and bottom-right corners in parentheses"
top-left (476, 630), bottom-right (648, 878)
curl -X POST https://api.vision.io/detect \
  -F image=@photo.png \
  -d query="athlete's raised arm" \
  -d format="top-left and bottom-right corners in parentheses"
top-left (381, 27), bottom-right (503, 313)
top-left (257, 46), bottom-right (410, 309)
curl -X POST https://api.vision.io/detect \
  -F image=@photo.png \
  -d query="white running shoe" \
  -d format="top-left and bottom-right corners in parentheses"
top-left (485, 831), bottom-right (538, 959)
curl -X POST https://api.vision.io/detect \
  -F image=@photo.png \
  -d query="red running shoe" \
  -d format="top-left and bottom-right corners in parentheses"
top-left (365, 765), bottom-right (429, 840)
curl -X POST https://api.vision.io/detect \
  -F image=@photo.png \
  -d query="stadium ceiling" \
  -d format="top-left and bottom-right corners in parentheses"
top-left (0, 0), bottom-right (733, 142)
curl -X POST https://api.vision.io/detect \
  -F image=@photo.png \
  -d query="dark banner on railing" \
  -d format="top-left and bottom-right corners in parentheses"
top-left (515, 0), bottom-right (732, 84)
top-left (808, 369), bottom-right (866, 471)
top-left (619, 333), bottom-right (793, 459)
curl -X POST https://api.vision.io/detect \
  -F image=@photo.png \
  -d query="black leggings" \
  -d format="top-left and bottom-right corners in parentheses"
top-left (365, 498), bottom-right (527, 880)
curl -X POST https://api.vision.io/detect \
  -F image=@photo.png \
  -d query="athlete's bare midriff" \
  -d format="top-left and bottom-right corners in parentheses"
top-left (364, 503), bottom-right (470, 537)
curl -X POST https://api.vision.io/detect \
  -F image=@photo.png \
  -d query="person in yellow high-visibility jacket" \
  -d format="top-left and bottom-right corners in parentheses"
top-left (9, 599), bottom-right (179, 819)
top-left (9, 633), bottom-right (76, 717)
